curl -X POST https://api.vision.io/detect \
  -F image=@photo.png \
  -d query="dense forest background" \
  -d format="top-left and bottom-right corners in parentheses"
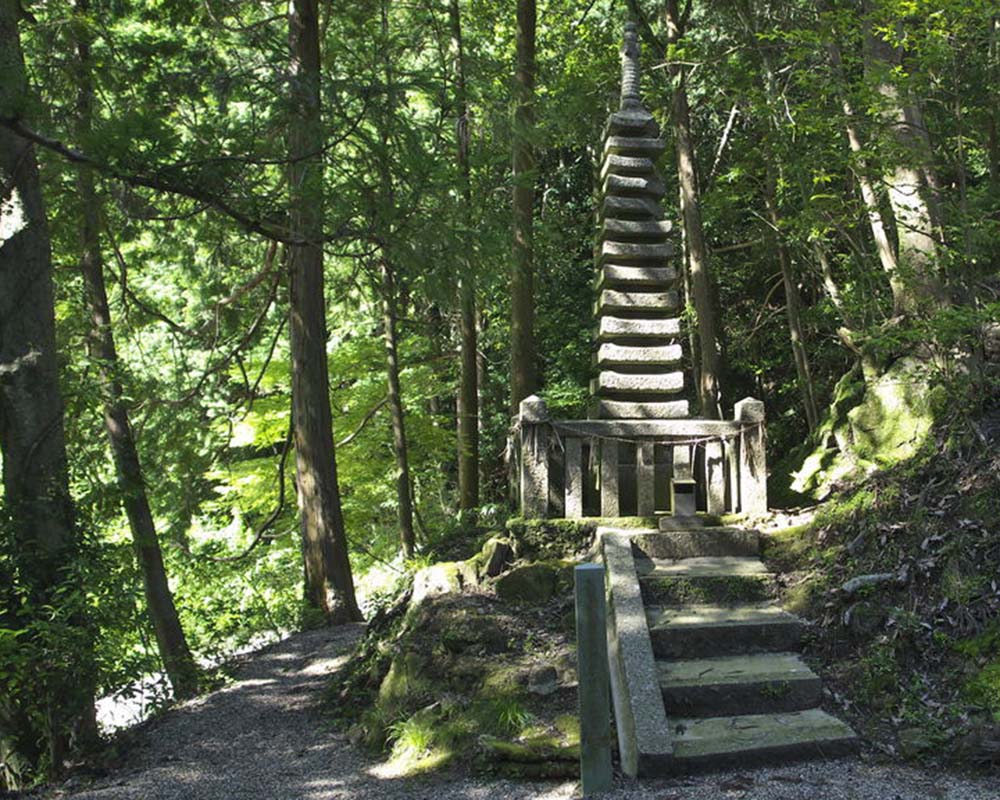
top-left (1, 0), bottom-right (997, 788)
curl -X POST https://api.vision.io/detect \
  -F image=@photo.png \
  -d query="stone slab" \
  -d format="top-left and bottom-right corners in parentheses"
top-left (597, 343), bottom-right (683, 366)
top-left (555, 419), bottom-right (741, 438)
top-left (602, 195), bottom-right (663, 220)
top-left (601, 218), bottom-right (673, 241)
top-left (658, 652), bottom-right (822, 717)
top-left (604, 173), bottom-right (666, 200)
top-left (598, 289), bottom-right (679, 312)
top-left (596, 370), bottom-right (684, 395)
top-left (646, 604), bottom-right (803, 659)
top-left (600, 241), bottom-right (674, 264)
top-left (630, 529), bottom-right (760, 559)
top-left (605, 136), bottom-right (667, 157)
top-left (670, 708), bottom-right (858, 770)
top-left (607, 108), bottom-right (658, 136)
top-left (597, 316), bottom-right (682, 340)
top-left (635, 556), bottom-right (770, 578)
top-left (601, 531), bottom-right (674, 777)
top-left (598, 265), bottom-right (677, 288)
top-left (594, 398), bottom-right (690, 419)
top-left (600, 154), bottom-right (657, 182)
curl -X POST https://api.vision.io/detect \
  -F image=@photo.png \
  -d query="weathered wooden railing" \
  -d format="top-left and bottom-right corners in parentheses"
top-left (515, 395), bottom-right (766, 519)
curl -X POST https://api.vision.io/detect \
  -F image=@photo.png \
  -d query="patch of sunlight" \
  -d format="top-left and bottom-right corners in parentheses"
top-left (0, 182), bottom-right (27, 245)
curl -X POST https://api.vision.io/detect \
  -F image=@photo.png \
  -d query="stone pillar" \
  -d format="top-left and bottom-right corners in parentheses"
top-left (636, 442), bottom-right (655, 516)
top-left (575, 564), bottom-right (613, 795)
top-left (705, 439), bottom-right (725, 515)
top-left (519, 395), bottom-right (549, 518)
top-left (565, 437), bottom-right (583, 519)
top-left (735, 397), bottom-right (767, 515)
top-left (600, 440), bottom-right (619, 517)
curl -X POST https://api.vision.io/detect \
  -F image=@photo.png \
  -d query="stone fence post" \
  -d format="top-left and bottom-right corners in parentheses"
top-left (735, 397), bottom-right (767, 515)
top-left (518, 395), bottom-right (549, 518)
top-left (575, 563), bottom-right (613, 795)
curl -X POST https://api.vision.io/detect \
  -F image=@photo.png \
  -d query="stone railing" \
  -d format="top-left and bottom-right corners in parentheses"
top-left (515, 395), bottom-right (766, 519)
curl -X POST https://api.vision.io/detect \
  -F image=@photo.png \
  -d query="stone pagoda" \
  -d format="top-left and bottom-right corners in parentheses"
top-left (592, 22), bottom-right (687, 421)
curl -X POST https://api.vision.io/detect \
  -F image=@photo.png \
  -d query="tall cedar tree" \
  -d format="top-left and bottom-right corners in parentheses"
top-left (0, 0), bottom-right (97, 774)
top-left (287, 0), bottom-right (362, 622)
top-left (450, 0), bottom-right (479, 510)
top-left (510, 0), bottom-right (537, 413)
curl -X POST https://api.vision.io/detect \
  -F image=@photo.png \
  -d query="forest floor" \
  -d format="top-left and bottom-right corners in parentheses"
top-left (37, 625), bottom-right (1000, 800)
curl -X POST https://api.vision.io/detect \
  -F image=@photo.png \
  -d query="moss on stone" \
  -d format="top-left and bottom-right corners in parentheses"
top-left (641, 575), bottom-right (772, 605)
top-left (787, 359), bottom-right (942, 501)
top-left (505, 518), bottom-right (597, 559)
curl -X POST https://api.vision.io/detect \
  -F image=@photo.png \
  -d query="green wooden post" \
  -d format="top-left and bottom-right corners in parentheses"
top-left (575, 563), bottom-right (613, 795)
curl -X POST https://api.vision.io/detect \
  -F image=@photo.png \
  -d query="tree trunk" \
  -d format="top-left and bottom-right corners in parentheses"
top-left (74, 0), bottom-right (199, 698)
top-left (381, 260), bottom-right (416, 558)
top-left (0, 0), bottom-right (96, 773)
top-left (510, 0), bottom-right (537, 413)
top-left (826, 39), bottom-right (903, 307)
top-left (450, 0), bottom-right (478, 510)
top-left (865, 13), bottom-right (948, 315)
top-left (287, 0), bottom-right (361, 623)
top-left (989, 16), bottom-right (999, 192)
top-left (665, 0), bottom-right (723, 418)
top-left (764, 166), bottom-right (820, 432)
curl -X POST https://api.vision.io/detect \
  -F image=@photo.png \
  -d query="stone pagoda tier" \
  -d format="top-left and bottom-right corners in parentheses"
top-left (590, 22), bottom-right (689, 421)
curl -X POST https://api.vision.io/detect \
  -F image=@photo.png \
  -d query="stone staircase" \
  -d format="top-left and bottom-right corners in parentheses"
top-left (602, 519), bottom-right (857, 775)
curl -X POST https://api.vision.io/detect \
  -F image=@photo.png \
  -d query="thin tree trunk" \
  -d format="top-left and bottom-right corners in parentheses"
top-left (764, 166), bottom-right (820, 431)
top-left (826, 39), bottom-right (903, 307)
top-left (450, 0), bottom-right (478, 510)
top-left (375, 0), bottom-right (415, 554)
top-left (510, 0), bottom-right (537, 414)
top-left (989, 16), bottom-right (999, 192)
top-left (381, 260), bottom-right (416, 557)
top-left (287, 0), bottom-right (361, 623)
top-left (865, 12), bottom-right (948, 314)
top-left (665, 0), bottom-right (723, 419)
top-left (0, 0), bottom-right (97, 773)
top-left (74, 0), bottom-right (199, 698)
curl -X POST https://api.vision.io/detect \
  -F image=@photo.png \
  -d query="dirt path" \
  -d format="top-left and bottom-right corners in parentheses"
top-left (47, 627), bottom-right (996, 800)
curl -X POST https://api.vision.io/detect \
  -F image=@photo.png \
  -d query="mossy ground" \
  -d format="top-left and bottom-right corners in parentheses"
top-left (325, 521), bottom-right (595, 779)
top-left (762, 428), bottom-right (1000, 769)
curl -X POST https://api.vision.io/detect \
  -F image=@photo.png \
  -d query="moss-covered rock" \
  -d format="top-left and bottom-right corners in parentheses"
top-left (493, 560), bottom-right (574, 605)
top-left (788, 359), bottom-right (943, 501)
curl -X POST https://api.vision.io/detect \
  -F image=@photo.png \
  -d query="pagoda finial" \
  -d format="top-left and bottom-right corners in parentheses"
top-left (621, 21), bottom-right (642, 109)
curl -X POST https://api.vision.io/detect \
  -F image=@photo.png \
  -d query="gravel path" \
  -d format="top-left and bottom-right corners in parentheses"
top-left (48, 627), bottom-right (997, 800)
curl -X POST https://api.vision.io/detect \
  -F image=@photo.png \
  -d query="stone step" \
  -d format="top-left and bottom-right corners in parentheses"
top-left (597, 316), bottom-right (681, 340)
top-left (594, 370), bottom-right (685, 396)
top-left (597, 289), bottom-right (679, 313)
top-left (605, 136), bottom-right (667, 158)
top-left (598, 265), bottom-right (677, 289)
top-left (601, 218), bottom-right (673, 241)
top-left (592, 398), bottom-right (690, 419)
top-left (670, 708), bottom-right (858, 772)
top-left (647, 604), bottom-right (803, 659)
top-left (658, 653), bottom-right (822, 717)
top-left (600, 154), bottom-right (657, 182)
top-left (599, 241), bottom-right (674, 265)
top-left (630, 528), bottom-right (760, 559)
top-left (637, 556), bottom-right (774, 605)
top-left (597, 343), bottom-right (682, 367)
top-left (637, 556), bottom-right (770, 577)
top-left (602, 195), bottom-right (663, 220)
top-left (604, 173), bottom-right (666, 200)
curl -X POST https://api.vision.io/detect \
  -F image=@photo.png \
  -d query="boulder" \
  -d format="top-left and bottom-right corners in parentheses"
top-left (494, 563), bottom-right (560, 604)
